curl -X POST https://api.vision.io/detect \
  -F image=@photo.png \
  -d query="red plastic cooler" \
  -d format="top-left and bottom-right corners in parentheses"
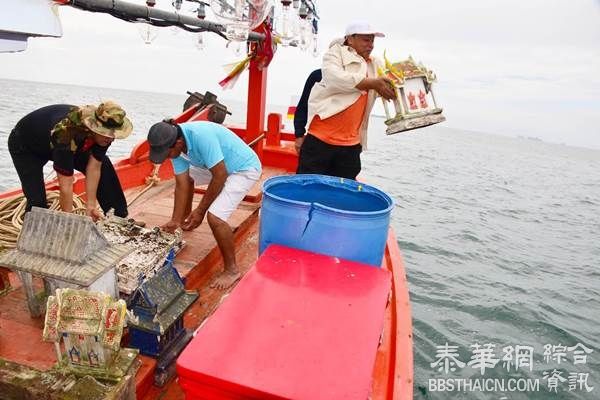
top-left (176, 244), bottom-right (391, 399)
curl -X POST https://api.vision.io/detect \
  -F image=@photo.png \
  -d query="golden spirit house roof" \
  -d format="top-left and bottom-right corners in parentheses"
top-left (391, 56), bottom-right (438, 83)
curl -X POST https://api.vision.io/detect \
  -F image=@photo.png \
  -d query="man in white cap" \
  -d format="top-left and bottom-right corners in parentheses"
top-left (296, 21), bottom-right (396, 179)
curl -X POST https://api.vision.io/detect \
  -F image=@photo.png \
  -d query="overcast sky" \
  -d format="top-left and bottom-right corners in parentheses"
top-left (1, 0), bottom-right (599, 148)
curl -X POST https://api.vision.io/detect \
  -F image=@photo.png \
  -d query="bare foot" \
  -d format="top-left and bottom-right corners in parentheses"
top-left (210, 271), bottom-right (241, 290)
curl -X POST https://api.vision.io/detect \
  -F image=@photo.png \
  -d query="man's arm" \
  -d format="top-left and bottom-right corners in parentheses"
top-left (181, 161), bottom-right (227, 231)
top-left (321, 44), bottom-right (396, 100)
top-left (321, 46), bottom-right (366, 91)
top-left (56, 173), bottom-right (74, 213)
top-left (355, 77), bottom-right (396, 100)
top-left (294, 69), bottom-right (322, 154)
top-left (84, 155), bottom-right (103, 220)
top-left (161, 170), bottom-right (192, 232)
top-left (52, 139), bottom-right (77, 213)
top-left (294, 69), bottom-right (322, 138)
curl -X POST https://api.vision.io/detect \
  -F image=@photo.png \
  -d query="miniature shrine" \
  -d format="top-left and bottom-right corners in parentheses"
top-left (42, 288), bottom-right (138, 381)
top-left (380, 55), bottom-right (446, 134)
top-left (97, 214), bottom-right (184, 295)
top-left (0, 359), bottom-right (138, 399)
top-left (0, 208), bottom-right (131, 317)
top-left (127, 258), bottom-right (198, 385)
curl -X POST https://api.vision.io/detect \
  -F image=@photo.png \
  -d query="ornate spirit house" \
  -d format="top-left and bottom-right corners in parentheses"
top-left (127, 260), bottom-right (198, 386)
top-left (381, 56), bottom-right (446, 134)
top-left (42, 288), bottom-right (138, 381)
top-left (0, 208), bottom-right (131, 317)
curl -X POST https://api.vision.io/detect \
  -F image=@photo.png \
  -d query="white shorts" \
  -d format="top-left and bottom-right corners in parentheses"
top-left (189, 167), bottom-right (261, 222)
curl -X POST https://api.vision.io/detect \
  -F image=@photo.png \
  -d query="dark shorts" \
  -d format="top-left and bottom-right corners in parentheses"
top-left (296, 134), bottom-right (362, 180)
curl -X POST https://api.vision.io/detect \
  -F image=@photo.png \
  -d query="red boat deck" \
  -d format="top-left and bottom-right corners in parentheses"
top-left (0, 164), bottom-right (413, 399)
top-left (0, 166), bottom-right (278, 391)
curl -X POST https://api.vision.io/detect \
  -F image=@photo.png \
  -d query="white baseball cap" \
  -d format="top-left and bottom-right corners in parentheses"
top-left (344, 21), bottom-right (385, 38)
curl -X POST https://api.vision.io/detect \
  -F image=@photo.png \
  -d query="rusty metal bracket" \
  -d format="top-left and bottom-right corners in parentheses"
top-left (183, 90), bottom-right (232, 124)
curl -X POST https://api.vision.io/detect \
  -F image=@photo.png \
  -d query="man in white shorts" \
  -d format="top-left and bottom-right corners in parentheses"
top-left (147, 120), bottom-right (261, 289)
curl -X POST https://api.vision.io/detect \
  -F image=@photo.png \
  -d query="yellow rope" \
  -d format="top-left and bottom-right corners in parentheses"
top-left (127, 175), bottom-right (160, 207)
top-left (0, 191), bottom-right (86, 251)
top-left (127, 165), bottom-right (161, 207)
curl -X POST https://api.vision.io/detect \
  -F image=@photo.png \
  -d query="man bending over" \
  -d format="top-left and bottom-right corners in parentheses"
top-left (147, 120), bottom-right (261, 289)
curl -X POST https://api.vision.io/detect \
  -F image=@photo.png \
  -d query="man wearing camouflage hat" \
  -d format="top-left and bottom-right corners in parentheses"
top-left (8, 101), bottom-right (133, 221)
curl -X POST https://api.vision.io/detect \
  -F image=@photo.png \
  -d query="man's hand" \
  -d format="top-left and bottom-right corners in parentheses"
top-left (161, 220), bottom-right (181, 233)
top-left (372, 77), bottom-right (397, 100)
top-left (86, 206), bottom-right (103, 222)
top-left (182, 209), bottom-right (205, 231)
top-left (295, 136), bottom-right (305, 155)
top-left (356, 77), bottom-right (397, 100)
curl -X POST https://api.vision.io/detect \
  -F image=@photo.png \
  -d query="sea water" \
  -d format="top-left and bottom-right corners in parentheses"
top-left (1, 79), bottom-right (598, 399)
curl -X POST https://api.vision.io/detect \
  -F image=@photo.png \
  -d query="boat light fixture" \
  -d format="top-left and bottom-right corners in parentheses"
top-left (58, 0), bottom-right (319, 49)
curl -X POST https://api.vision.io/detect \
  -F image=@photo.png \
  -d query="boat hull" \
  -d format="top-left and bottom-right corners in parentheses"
top-left (0, 106), bottom-right (413, 399)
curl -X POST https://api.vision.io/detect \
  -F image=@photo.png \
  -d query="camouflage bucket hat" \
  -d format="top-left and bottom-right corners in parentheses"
top-left (82, 100), bottom-right (133, 139)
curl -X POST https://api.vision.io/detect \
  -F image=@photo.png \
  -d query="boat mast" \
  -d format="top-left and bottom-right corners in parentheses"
top-left (245, 36), bottom-right (268, 147)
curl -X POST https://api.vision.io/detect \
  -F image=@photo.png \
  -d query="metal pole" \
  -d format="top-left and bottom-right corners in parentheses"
top-left (67, 0), bottom-right (266, 41)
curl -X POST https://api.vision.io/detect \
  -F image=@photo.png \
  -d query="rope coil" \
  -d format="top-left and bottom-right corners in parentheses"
top-left (0, 169), bottom-right (160, 251)
top-left (0, 191), bottom-right (86, 251)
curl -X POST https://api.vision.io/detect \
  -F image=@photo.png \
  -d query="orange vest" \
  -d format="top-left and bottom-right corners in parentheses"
top-left (308, 93), bottom-right (368, 146)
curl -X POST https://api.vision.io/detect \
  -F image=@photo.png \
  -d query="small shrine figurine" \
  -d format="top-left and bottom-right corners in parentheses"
top-left (379, 55), bottom-right (446, 134)
top-left (42, 288), bottom-right (138, 381)
top-left (127, 258), bottom-right (198, 386)
top-left (0, 208), bottom-right (131, 317)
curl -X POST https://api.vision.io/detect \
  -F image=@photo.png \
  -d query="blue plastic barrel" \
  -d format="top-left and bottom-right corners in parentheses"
top-left (259, 174), bottom-right (394, 267)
